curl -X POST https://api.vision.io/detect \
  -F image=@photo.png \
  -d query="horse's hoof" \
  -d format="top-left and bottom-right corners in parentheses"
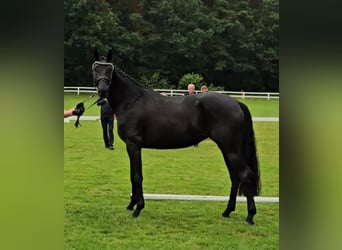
top-left (132, 209), bottom-right (141, 218)
top-left (222, 212), bottom-right (230, 218)
top-left (126, 205), bottom-right (134, 211)
top-left (222, 209), bottom-right (232, 217)
top-left (245, 218), bottom-right (255, 225)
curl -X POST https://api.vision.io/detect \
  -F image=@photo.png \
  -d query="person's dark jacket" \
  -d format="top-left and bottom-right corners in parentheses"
top-left (97, 99), bottom-right (114, 117)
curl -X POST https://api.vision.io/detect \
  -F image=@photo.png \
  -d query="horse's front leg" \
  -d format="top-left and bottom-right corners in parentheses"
top-left (126, 140), bottom-right (144, 217)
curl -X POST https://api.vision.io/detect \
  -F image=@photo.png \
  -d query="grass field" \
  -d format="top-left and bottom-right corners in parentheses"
top-left (64, 94), bottom-right (279, 249)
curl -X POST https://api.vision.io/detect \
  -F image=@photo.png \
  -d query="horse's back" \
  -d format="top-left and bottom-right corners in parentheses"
top-left (197, 92), bottom-right (244, 122)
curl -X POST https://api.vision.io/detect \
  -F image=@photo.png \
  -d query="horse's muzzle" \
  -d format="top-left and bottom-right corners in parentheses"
top-left (96, 78), bottom-right (110, 98)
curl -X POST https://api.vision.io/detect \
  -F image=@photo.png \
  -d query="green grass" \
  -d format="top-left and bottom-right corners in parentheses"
top-left (65, 115), bottom-right (278, 249)
top-left (64, 93), bottom-right (278, 249)
top-left (237, 98), bottom-right (279, 117)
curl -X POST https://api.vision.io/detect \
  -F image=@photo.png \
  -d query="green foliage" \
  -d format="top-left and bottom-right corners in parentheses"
top-left (64, 0), bottom-right (122, 84)
top-left (64, 0), bottom-right (279, 91)
top-left (207, 83), bottom-right (224, 91)
top-left (140, 72), bottom-right (169, 89)
top-left (178, 72), bottom-right (205, 90)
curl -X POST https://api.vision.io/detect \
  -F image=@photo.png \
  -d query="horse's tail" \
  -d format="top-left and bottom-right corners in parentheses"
top-left (238, 102), bottom-right (261, 196)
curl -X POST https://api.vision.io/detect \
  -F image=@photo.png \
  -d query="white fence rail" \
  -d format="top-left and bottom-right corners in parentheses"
top-left (64, 86), bottom-right (279, 100)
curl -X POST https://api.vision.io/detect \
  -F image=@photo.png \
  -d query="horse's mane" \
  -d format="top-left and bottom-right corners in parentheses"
top-left (114, 66), bottom-right (153, 90)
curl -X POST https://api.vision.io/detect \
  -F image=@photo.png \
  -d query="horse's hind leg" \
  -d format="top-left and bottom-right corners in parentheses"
top-left (221, 152), bottom-right (256, 224)
top-left (245, 195), bottom-right (256, 225)
top-left (221, 154), bottom-right (239, 217)
top-left (222, 178), bottom-right (239, 217)
top-left (240, 167), bottom-right (257, 224)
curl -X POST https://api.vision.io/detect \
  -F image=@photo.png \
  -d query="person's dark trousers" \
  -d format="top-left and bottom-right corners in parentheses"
top-left (101, 116), bottom-right (114, 148)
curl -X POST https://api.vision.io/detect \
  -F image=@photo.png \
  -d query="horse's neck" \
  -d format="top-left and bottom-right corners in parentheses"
top-left (109, 69), bottom-right (145, 114)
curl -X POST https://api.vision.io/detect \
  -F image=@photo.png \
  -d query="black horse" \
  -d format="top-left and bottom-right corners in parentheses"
top-left (92, 50), bottom-right (261, 224)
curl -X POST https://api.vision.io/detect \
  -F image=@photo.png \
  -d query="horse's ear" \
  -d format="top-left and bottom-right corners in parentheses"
top-left (94, 49), bottom-right (100, 61)
top-left (106, 49), bottom-right (113, 62)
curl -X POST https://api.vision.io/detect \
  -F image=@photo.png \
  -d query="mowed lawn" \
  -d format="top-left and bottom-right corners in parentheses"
top-left (64, 94), bottom-right (279, 249)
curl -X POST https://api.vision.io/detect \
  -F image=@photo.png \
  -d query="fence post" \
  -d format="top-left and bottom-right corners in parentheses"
top-left (77, 87), bottom-right (80, 95)
top-left (267, 93), bottom-right (270, 100)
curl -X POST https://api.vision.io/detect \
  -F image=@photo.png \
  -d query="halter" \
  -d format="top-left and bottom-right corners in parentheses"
top-left (92, 61), bottom-right (115, 86)
top-left (91, 61), bottom-right (114, 71)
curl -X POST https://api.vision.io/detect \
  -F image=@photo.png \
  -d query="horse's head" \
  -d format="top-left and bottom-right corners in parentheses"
top-left (92, 49), bottom-right (114, 98)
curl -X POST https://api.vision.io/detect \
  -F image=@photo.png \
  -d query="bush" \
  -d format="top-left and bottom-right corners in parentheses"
top-left (140, 73), bottom-right (169, 89)
top-left (178, 73), bottom-right (204, 90)
top-left (207, 83), bottom-right (224, 91)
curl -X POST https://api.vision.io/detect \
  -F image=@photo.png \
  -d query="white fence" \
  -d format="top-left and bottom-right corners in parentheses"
top-left (64, 86), bottom-right (279, 100)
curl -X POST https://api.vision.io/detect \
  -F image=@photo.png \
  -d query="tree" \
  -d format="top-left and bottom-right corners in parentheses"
top-left (64, 0), bottom-right (279, 91)
top-left (140, 72), bottom-right (169, 89)
top-left (140, 0), bottom-right (216, 85)
top-left (64, 0), bottom-right (122, 84)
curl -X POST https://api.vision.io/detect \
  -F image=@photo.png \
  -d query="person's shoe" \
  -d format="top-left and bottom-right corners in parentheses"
top-left (108, 146), bottom-right (114, 150)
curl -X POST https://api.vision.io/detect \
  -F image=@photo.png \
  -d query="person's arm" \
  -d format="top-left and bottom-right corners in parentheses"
top-left (97, 99), bottom-right (106, 106)
top-left (64, 102), bottom-right (85, 118)
top-left (64, 107), bottom-right (75, 118)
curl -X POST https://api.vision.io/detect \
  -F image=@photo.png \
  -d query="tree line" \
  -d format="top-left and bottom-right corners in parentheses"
top-left (64, 0), bottom-right (278, 91)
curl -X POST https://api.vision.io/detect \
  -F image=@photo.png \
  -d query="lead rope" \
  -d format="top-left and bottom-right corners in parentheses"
top-left (73, 92), bottom-right (100, 128)
top-left (74, 102), bottom-right (84, 128)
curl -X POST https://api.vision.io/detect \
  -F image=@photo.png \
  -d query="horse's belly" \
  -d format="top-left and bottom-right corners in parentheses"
top-left (142, 126), bottom-right (207, 149)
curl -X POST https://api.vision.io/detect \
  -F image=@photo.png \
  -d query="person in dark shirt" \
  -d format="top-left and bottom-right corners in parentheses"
top-left (97, 98), bottom-right (115, 150)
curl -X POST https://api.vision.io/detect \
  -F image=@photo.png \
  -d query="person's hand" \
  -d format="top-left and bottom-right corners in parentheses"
top-left (72, 102), bottom-right (85, 116)
top-left (96, 98), bottom-right (106, 106)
